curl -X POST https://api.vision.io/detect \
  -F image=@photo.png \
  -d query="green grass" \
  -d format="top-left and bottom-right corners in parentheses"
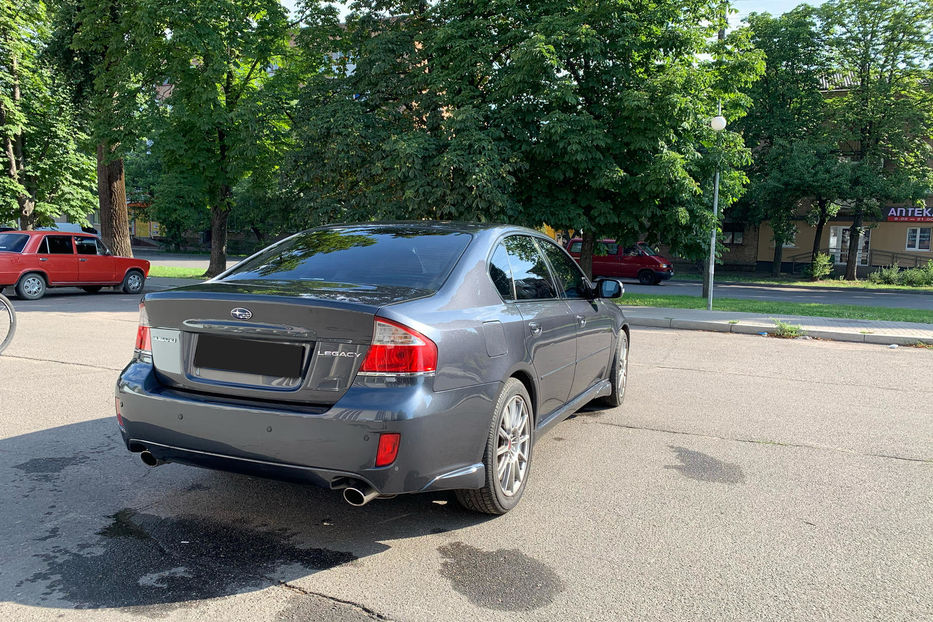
top-left (619, 293), bottom-right (933, 324)
top-left (674, 272), bottom-right (933, 292)
top-left (148, 266), bottom-right (206, 279)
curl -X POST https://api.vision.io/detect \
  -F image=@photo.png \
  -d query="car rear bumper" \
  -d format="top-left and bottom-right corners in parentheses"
top-left (116, 361), bottom-right (500, 494)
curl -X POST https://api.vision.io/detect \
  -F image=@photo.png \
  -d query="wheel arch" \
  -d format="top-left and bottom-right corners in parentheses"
top-left (508, 368), bottom-right (538, 424)
top-left (17, 270), bottom-right (49, 286)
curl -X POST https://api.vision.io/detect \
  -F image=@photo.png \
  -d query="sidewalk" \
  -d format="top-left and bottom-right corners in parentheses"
top-left (621, 306), bottom-right (933, 346)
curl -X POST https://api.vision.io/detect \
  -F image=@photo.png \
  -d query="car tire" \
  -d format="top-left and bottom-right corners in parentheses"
top-left (638, 270), bottom-right (654, 285)
top-left (16, 273), bottom-right (47, 300)
top-left (81, 286), bottom-right (102, 294)
top-left (121, 270), bottom-right (145, 294)
top-left (597, 330), bottom-right (628, 408)
top-left (456, 378), bottom-right (534, 515)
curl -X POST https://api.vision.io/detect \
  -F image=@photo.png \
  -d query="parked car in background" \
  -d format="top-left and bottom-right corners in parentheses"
top-left (566, 238), bottom-right (674, 285)
top-left (0, 231), bottom-right (150, 300)
top-left (116, 222), bottom-right (629, 514)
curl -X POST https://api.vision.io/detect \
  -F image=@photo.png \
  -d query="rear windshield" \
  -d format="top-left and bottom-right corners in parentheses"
top-left (0, 233), bottom-right (28, 253)
top-left (222, 227), bottom-right (473, 291)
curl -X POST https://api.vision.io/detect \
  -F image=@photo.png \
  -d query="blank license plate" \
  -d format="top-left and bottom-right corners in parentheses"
top-left (194, 334), bottom-right (304, 378)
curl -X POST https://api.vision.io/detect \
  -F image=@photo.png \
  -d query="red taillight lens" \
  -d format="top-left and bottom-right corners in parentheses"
top-left (375, 433), bottom-right (400, 467)
top-left (115, 397), bottom-right (124, 427)
top-left (135, 303), bottom-right (151, 353)
top-left (359, 318), bottom-right (437, 374)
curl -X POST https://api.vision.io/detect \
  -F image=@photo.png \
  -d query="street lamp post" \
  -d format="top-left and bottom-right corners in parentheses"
top-left (707, 108), bottom-right (726, 312)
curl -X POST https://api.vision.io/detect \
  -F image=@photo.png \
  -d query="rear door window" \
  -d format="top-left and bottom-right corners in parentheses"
top-left (0, 233), bottom-right (28, 253)
top-left (488, 243), bottom-right (515, 301)
top-left (503, 236), bottom-right (557, 300)
top-left (43, 236), bottom-right (74, 254)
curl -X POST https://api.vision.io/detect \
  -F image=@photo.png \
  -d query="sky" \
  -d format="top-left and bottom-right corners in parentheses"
top-left (283, 1), bottom-right (826, 24)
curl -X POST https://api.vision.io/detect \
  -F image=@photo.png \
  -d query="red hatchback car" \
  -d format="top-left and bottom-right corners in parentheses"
top-left (0, 231), bottom-right (150, 300)
top-left (566, 238), bottom-right (674, 285)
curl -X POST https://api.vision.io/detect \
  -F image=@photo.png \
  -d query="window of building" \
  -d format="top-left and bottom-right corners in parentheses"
top-left (722, 231), bottom-right (744, 245)
top-left (906, 227), bottom-right (931, 251)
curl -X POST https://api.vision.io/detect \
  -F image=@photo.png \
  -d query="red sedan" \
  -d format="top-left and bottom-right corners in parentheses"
top-left (0, 231), bottom-right (150, 300)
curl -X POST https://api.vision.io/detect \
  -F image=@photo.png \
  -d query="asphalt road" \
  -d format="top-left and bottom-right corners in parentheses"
top-left (0, 292), bottom-right (930, 621)
top-left (626, 279), bottom-right (933, 311)
top-left (133, 251), bottom-right (933, 311)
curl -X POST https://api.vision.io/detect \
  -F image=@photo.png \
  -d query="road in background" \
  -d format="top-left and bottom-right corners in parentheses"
top-left (0, 293), bottom-right (929, 621)
top-left (135, 250), bottom-right (933, 310)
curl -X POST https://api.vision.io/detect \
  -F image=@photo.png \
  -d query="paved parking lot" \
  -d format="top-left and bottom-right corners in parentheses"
top-left (0, 291), bottom-right (930, 621)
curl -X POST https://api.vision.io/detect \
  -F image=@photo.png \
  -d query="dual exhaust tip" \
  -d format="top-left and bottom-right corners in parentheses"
top-left (139, 450), bottom-right (382, 507)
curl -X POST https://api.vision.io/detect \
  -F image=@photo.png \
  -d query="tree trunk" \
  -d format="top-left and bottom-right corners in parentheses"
top-left (771, 242), bottom-right (784, 277)
top-left (811, 199), bottom-right (828, 262)
top-left (206, 206), bottom-right (229, 277)
top-left (844, 209), bottom-right (862, 281)
top-left (96, 143), bottom-right (133, 256)
top-left (579, 228), bottom-right (596, 280)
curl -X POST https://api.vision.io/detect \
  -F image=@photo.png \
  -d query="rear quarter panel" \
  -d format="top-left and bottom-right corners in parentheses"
top-left (116, 257), bottom-right (151, 279)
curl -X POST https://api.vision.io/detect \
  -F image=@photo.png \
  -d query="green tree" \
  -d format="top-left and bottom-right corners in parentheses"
top-left (139, 0), bottom-right (299, 276)
top-left (822, 0), bottom-right (933, 280)
top-left (738, 7), bottom-right (849, 275)
top-left (288, 1), bottom-right (763, 278)
top-left (1, 0), bottom-right (96, 229)
top-left (62, 0), bottom-right (150, 257)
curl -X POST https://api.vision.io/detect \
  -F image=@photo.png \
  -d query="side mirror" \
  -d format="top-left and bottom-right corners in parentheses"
top-left (596, 278), bottom-right (623, 299)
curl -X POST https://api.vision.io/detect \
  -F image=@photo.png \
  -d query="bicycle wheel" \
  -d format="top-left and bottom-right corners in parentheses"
top-left (0, 293), bottom-right (15, 354)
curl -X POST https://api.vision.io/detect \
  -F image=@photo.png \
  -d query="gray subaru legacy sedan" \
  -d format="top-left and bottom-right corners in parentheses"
top-left (116, 222), bottom-right (629, 514)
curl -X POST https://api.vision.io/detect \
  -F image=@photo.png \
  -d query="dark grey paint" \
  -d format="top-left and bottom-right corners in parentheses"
top-left (117, 223), bottom-right (628, 496)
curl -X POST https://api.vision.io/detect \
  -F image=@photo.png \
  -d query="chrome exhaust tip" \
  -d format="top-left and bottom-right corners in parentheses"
top-left (343, 486), bottom-right (379, 507)
top-left (140, 450), bottom-right (164, 467)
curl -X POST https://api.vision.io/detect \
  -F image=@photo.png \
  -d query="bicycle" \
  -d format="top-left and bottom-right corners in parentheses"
top-left (0, 291), bottom-right (15, 354)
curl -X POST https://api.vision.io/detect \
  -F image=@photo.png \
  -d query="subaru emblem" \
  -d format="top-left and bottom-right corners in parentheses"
top-left (231, 307), bottom-right (253, 320)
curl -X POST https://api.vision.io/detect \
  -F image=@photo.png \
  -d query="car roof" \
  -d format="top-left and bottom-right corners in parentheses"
top-left (317, 221), bottom-right (513, 234)
top-left (3, 230), bottom-right (97, 237)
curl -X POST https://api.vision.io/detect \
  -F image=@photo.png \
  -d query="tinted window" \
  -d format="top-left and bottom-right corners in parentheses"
top-left (0, 233), bottom-right (28, 253)
top-left (503, 236), bottom-right (557, 300)
top-left (537, 239), bottom-right (588, 299)
top-left (223, 227), bottom-right (472, 291)
top-left (75, 237), bottom-right (100, 255)
top-left (44, 236), bottom-right (73, 254)
top-left (569, 241), bottom-right (582, 253)
top-left (596, 242), bottom-right (618, 255)
top-left (488, 243), bottom-right (514, 300)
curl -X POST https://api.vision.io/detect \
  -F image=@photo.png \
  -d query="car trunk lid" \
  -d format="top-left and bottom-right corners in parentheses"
top-left (142, 280), bottom-right (428, 406)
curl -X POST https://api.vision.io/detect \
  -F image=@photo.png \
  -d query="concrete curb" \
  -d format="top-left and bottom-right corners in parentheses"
top-left (625, 315), bottom-right (933, 346)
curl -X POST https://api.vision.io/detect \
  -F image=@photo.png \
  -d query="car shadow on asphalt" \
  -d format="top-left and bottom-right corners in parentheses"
top-left (0, 417), bottom-right (489, 612)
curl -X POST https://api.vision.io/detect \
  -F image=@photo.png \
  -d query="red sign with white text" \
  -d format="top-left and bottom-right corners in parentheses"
top-left (885, 207), bottom-right (933, 222)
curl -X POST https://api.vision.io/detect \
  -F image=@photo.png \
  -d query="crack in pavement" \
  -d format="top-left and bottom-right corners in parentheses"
top-left (581, 418), bottom-right (933, 464)
top-left (635, 362), bottom-right (933, 396)
top-left (272, 579), bottom-right (392, 621)
top-left (1, 354), bottom-right (122, 372)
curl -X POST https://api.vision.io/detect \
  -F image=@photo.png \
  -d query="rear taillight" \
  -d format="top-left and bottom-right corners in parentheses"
top-left (135, 303), bottom-right (151, 354)
top-left (375, 433), bottom-right (401, 467)
top-left (358, 318), bottom-right (437, 375)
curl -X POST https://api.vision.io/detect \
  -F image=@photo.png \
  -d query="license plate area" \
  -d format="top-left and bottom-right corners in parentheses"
top-left (191, 334), bottom-right (306, 388)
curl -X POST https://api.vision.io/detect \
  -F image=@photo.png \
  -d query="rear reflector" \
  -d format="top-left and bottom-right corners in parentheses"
top-left (115, 397), bottom-right (124, 427)
top-left (359, 318), bottom-right (437, 374)
top-left (375, 433), bottom-right (401, 467)
top-left (135, 303), bottom-right (151, 353)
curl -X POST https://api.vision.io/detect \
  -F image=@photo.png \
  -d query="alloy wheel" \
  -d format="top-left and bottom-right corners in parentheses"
top-left (495, 394), bottom-right (531, 497)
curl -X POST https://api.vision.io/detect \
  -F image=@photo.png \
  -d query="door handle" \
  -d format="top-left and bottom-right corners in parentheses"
top-left (39, 257), bottom-right (48, 262)
top-left (576, 314), bottom-right (586, 327)
top-left (79, 258), bottom-right (88, 262)
top-left (528, 321), bottom-right (542, 336)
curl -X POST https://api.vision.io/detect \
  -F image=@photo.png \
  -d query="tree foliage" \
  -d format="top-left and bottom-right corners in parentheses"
top-left (287, 0), bottom-right (764, 277)
top-left (137, 0), bottom-right (299, 275)
top-left (822, 0), bottom-right (933, 279)
top-left (0, 0), bottom-right (96, 229)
